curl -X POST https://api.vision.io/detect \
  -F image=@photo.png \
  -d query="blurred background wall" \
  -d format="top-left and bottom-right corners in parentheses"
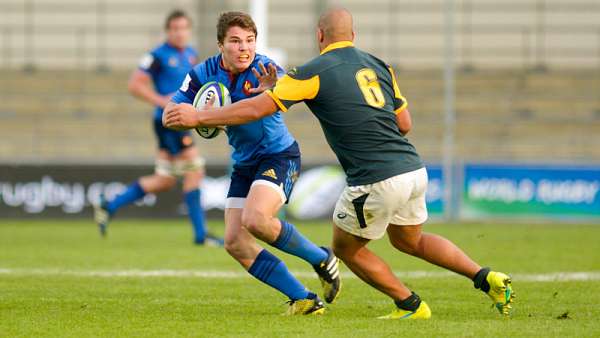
top-left (1, 0), bottom-right (598, 165)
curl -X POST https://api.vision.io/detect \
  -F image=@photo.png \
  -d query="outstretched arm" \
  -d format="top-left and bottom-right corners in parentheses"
top-left (163, 92), bottom-right (279, 130)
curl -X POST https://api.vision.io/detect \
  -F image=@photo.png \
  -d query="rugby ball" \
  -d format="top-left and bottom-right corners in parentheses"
top-left (192, 81), bottom-right (231, 139)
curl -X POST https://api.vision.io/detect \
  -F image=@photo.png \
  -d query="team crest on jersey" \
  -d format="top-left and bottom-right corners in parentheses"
top-left (188, 56), bottom-right (197, 65)
top-left (242, 80), bottom-right (253, 96)
top-left (168, 56), bottom-right (178, 67)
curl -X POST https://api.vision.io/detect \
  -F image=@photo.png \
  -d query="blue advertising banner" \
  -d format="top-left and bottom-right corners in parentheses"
top-left (425, 165), bottom-right (444, 216)
top-left (462, 164), bottom-right (600, 219)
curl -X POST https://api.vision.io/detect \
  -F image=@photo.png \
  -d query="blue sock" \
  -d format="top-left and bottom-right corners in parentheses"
top-left (248, 249), bottom-right (310, 300)
top-left (106, 181), bottom-right (145, 215)
top-left (271, 220), bottom-right (328, 266)
top-left (184, 189), bottom-right (206, 243)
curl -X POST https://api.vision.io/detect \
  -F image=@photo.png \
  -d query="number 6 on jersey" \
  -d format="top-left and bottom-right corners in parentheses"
top-left (355, 68), bottom-right (386, 108)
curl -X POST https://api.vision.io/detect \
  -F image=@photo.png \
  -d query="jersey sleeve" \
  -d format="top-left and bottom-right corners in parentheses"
top-left (265, 66), bottom-right (320, 112)
top-left (138, 52), bottom-right (160, 76)
top-left (171, 66), bottom-right (203, 104)
top-left (388, 66), bottom-right (408, 112)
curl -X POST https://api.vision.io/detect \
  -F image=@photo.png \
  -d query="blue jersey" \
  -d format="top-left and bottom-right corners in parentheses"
top-left (172, 53), bottom-right (296, 165)
top-left (138, 42), bottom-right (198, 120)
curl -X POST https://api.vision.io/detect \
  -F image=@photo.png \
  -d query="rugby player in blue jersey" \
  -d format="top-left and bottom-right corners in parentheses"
top-left (164, 12), bottom-right (341, 315)
top-left (93, 10), bottom-right (222, 246)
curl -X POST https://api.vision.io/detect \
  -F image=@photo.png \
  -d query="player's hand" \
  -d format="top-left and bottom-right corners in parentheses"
top-left (163, 103), bottom-right (201, 130)
top-left (249, 62), bottom-right (278, 94)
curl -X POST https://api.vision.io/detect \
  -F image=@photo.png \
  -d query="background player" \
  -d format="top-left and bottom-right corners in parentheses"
top-left (164, 7), bottom-right (515, 320)
top-left (94, 10), bottom-right (223, 246)
top-left (164, 11), bottom-right (341, 315)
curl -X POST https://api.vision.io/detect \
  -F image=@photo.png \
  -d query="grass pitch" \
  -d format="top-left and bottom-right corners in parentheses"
top-left (1, 219), bottom-right (600, 337)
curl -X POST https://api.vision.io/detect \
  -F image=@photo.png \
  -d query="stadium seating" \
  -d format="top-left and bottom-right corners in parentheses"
top-left (0, 0), bottom-right (598, 164)
top-left (1, 68), bottom-right (597, 164)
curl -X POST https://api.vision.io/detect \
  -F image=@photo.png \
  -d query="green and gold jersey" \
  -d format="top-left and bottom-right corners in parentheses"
top-left (266, 41), bottom-right (423, 186)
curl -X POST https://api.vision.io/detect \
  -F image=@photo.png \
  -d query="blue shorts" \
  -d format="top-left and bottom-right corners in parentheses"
top-left (153, 118), bottom-right (194, 155)
top-left (226, 142), bottom-right (301, 208)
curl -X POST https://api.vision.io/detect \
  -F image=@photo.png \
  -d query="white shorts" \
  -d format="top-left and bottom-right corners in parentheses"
top-left (333, 167), bottom-right (428, 240)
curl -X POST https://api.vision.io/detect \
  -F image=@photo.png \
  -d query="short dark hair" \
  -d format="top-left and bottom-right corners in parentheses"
top-left (216, 11), bottom-right (257, 44)
top-left (165, 10), bottom-right (191, 30)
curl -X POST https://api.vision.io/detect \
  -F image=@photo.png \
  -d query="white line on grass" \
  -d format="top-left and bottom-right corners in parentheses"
top-left (1, 268), bottom-right (599, 282)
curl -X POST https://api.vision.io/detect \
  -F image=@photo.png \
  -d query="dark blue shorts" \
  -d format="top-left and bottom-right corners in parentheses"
top-left (153, 118), bottom-right (194, 155)
top-left (227, 142), bottom-right (301, 205)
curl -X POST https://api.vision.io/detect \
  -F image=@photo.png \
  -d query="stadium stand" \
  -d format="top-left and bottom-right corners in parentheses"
top-left (0, 0), bottom-right (598, 164)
